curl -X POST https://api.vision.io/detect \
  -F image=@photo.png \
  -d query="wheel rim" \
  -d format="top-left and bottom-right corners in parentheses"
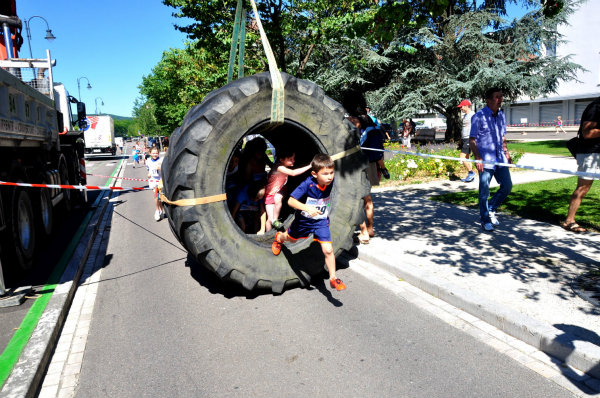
top-left (17, 192), bottom-right (33, 252)
top-left (40, 189), bottom-right (52, 234)
top-left (60, 163), bottom-right (71, 202)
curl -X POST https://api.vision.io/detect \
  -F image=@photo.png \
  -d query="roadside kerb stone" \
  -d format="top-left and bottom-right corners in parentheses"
top-left (358, 244), bottom-right (600, 380)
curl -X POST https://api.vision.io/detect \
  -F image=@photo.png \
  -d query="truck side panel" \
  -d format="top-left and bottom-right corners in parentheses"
top-left (84, 115), bottom-right (116, 156)
top-left (0, 68), bottom-right (58, 148)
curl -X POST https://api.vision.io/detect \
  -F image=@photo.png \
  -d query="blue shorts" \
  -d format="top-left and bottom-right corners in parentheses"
top-left (287, 218), bottom-right (331, 243)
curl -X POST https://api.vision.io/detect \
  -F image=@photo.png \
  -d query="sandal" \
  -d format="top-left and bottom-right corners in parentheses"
top-left (560, 221), bottom-right (587, 233)
top-left (358, 235), bottom-right (370, 244)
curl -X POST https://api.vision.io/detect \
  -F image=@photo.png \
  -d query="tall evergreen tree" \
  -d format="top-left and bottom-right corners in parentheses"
top-left (303, 0), bottom-right (580, 141)
top-left (148, 0), bottom-right (578, 140)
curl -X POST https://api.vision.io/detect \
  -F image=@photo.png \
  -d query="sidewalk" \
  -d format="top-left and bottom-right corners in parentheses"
top-left (358, 153), bottom-right (600, 382)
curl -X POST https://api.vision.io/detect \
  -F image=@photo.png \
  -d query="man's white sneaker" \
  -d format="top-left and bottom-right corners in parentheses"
top-left (489, 211), bottom-right (499, 226)
top-left (482, 222), bottom-right (494, 231)
top-left (154, 210), bottom-right (161, 221)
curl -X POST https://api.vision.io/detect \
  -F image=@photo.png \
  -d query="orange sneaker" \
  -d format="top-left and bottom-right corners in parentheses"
top-left (272, 232), bottom-right (282, 256)
top-left (330, 278), bottom-right (346, 291)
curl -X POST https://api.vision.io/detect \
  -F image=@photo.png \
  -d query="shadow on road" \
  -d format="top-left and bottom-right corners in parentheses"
top-left (372, 189), bottom-right (600, 315)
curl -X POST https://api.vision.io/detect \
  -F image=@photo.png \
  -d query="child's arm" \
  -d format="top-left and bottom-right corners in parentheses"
top-left (277, 164), bottom-right (311, 177)
top-left (288, 197), bottom-right (321, 217)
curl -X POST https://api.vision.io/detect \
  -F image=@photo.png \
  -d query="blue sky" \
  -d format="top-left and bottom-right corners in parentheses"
top-left (17, 0), bottom-right (191, 118)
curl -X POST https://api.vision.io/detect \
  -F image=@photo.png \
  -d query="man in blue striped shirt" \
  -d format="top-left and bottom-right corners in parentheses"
top-left (469, 87), bottom-right (513, 231)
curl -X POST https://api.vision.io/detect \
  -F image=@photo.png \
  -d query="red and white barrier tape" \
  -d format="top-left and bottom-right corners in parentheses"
top-left (87, 173), bottom-right (158, 182)
top-left (0, 181), bottom-right (150, 191)
top-left (506, 122), bottom-right (578, 128)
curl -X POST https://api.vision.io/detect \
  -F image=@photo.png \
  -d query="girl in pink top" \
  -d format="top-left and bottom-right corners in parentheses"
top-left (555, 115), bottom-right (567, 134)
top-left (265, 149), bottom-right (311, 231)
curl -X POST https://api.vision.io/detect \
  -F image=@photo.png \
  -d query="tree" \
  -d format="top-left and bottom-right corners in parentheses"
top-left (132, 97), bottom-right (160, 137)
top-left (114, 119), bottom-right (135, 137)
top-left (154, 0), bottom-right (578, 141)
top-left (302, 0), bottom-right (580, 141)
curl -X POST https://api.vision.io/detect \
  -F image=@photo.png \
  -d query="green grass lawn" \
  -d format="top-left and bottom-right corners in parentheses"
top-left (431, 177), bottom-right (600, 232)
top-left (507, 140), bottom-right (571, 156)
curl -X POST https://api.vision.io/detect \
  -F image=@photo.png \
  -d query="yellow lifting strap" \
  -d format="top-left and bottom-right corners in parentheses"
top-left (159, 146), bottom-right (361, 207)
top-left (248, 0), bottom-right (285, 125)
top-left (159, 192), bottom-right (227, 207)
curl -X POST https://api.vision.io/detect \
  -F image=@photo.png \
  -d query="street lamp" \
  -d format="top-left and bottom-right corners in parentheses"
top-left (24, 16), bottom-right (56, 58)
top-left (95, 97), bottom-right (105, 114)
top-left (77, 77), bottom-right (92, 103)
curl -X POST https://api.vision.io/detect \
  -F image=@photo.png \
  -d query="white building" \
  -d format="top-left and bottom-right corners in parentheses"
top-left (504, 0), bottom-right (599, 127)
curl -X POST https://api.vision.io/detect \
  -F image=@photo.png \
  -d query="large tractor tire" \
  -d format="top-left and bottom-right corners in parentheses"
top-left (162, 72), bottom-right (369, 293)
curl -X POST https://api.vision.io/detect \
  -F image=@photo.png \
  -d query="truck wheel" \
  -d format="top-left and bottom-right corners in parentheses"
top-left (162, 72), bottom-right (369, 293)
top-left (59, 157), bottom-right (72, 213)
top-left (8, 189), bottom-right (36, 271)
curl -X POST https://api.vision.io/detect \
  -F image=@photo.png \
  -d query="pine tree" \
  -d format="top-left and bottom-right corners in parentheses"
top-left (304, 0), bottom-right (581, 141)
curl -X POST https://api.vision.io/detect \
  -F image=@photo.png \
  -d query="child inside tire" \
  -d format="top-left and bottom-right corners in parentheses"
top-left (231, 179), bottom-right (267, 234)
top-left (271, 154), bottom-right (346, 291)
top-left (264, 147), bottom-right (311, 232)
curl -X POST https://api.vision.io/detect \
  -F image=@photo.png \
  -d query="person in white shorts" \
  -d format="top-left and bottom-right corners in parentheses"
top-left (562, 97), bottom-right (600, 233)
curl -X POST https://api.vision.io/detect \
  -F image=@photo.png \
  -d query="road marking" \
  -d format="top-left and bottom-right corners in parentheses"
top-left (349, 259), bottom-right (600, 397)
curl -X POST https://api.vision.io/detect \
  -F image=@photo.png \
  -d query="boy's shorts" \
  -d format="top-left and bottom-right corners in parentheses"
top-left (287, 218), bottom-right (331, 243)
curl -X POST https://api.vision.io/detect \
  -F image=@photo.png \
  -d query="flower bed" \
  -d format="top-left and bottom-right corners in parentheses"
top-left (381, 142), bottom-right (524, 184)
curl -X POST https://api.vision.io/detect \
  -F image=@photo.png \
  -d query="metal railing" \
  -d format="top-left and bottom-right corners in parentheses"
top-left (0, 49), bottom-right (55, 99)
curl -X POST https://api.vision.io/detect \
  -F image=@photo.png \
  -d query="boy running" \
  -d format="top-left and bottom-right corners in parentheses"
top-left (146, 146), bottom-right (164, 221)
top-left (271, 154), bottom-right (346, 291)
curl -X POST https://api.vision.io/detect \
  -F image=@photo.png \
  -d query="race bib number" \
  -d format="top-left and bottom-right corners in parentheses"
top-left (302, 196), bottom-right (330, 219)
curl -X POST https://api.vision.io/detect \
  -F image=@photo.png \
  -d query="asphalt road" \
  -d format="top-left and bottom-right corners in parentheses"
top-left (60, 154), bottom-right (578, 398)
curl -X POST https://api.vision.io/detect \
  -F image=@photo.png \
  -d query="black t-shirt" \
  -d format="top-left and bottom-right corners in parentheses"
top-left (579, 97), bottom-right (600, 153)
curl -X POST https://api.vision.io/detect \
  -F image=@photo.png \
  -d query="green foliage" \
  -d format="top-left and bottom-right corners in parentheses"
top-left (507, 140), bottom-right (570, 156)
top-left (383, 144), bottom-right (462, 180)
top-left (303, 0), bottom-right (581, 142)
top-left (132, 97), bottom-right (161, 137)
top-left (144, 0), bottom-right (582, 140)
top-left (114, 119), bottom-right (135, 137)
top-left (382, 143), bottom-right (523, 180)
